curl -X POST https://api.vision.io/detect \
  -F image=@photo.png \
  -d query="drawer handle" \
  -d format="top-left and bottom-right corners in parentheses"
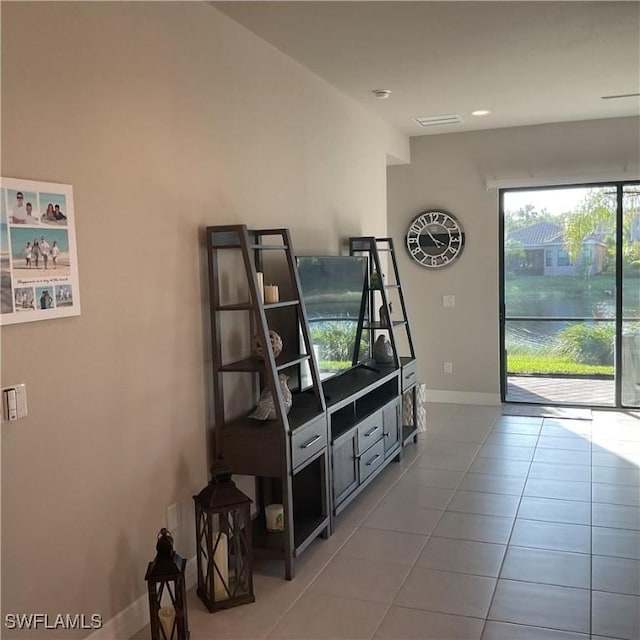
top-left (366, 453), bottom-right (381, 466)
top-left (405, 371), bottom-right (416, 379)
top-left (364, 426), bottom-right (380, 438)
top-left (301, 434), bottom-right (322, 449)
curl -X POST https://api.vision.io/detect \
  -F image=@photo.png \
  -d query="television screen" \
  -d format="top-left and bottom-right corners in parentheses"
top-left (297, 255), bottom-right (369, 385)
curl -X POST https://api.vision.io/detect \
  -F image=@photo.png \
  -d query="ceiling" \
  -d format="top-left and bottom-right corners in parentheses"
top-left (213, 1), bottom-right (640, 137)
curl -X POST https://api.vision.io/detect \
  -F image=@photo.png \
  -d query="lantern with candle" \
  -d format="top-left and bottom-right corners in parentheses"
top-left (144, 528), bottom-right (190, 640)
top-left (193, 458), bottom-right (255, 612)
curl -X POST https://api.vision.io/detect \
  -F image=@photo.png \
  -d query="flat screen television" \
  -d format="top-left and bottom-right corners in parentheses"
top-left (296, 255), bottom-right (370, 387)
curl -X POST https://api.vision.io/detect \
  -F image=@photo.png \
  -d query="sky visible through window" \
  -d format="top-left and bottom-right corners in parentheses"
top-left (504, 187), bottom-right (593, 217)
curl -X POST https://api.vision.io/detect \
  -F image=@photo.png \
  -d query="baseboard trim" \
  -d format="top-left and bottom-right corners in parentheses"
top-left (86, 557), bottom-right (197, 640)
top-left (425, 390), bottom-right (501, 406)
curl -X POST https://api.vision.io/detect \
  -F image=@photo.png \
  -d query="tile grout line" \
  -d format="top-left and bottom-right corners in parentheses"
top-left (370, 413), bottom-right (504, 639)
top-left (265, 446), bottom-right (426, 639)
top-left (590, 415), bottom-right (594, 639)
top-left (367, 414), bottom-right (492, 639)
top-left (478, 414), bottom-right (543, 640)
top-left (266, 409), bottom-right (638, 639)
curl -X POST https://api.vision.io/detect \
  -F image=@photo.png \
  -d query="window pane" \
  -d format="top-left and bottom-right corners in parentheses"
top-left (503, 185), bottom-right (618, 407)
top-left (621, 184), bottom-right (640, 407)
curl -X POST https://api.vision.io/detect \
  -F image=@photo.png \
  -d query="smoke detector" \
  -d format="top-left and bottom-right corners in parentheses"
top-left (372, 89), bottom-right (392, 99)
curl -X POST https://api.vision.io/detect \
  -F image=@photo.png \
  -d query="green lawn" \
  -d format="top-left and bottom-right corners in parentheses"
top-left (508, 354), bottom-right (614, 376)
top-left (505, 272), bottom-right (638, 376)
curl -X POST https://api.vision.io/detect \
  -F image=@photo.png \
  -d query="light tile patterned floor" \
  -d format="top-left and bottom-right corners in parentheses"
top-left (132, 403), bottom-right (640, 640)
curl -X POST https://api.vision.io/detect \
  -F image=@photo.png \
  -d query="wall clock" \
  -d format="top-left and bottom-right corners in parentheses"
top-left (405, 210), bottom-right (465, 268)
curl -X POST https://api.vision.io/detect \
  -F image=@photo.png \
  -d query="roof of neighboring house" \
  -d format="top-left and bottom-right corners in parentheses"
top-left (507, 221), bottom-right (611, 248)
top-left (507, 221), bottom-right (563, 247)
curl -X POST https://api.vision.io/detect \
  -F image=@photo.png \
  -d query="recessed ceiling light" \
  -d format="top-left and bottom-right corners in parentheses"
top-left (471, 110), bottom-right (491, 116)
top-left (372, 89), bottom-right (392, 99)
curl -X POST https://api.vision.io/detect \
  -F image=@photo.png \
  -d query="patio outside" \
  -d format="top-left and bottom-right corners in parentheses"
top-left (503, 185), bottom-right (640, 408)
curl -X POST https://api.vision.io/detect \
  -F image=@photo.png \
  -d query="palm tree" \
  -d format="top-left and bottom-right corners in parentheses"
top-left (563, 188), bottom-right (640, 270)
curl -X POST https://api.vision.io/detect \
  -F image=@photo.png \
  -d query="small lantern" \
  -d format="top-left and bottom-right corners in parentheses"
top-left (144, 528), bottom-right (190, 640)
top-left (193, 458), bottom-right (255, 612)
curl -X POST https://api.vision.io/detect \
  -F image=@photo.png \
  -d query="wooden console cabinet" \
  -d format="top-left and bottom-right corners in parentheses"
top-left (205, 227), bottom-right (421, 579)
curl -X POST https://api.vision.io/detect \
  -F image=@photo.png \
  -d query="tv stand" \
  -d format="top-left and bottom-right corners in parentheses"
top-left (323, 237), bottom-right (421, 520)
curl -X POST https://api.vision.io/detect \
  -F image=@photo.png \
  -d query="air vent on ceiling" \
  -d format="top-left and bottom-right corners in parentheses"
top-left (414, 114), bottom-right (463, 127)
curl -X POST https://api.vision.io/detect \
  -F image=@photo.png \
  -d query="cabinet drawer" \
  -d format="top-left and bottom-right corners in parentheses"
top-left (357, 410), bottom-right (384, 454)
top-left (291, 416), bottom-right (327, 470)
top-left (402, 360), bottom-right (418, 392)
top-left (222, 433), bottom-right (282, 477)
top-left (358, 439), bottom-right (385, 483)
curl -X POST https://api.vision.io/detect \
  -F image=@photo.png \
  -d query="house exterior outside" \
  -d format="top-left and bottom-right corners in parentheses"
top-left (506, 221), bottom-right (609, 276)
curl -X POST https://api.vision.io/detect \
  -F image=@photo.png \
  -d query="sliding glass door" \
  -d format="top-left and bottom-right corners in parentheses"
top-left (621, 184), bottom-right (640, 407)
top-left (500, 181), bottom-right (639, 408)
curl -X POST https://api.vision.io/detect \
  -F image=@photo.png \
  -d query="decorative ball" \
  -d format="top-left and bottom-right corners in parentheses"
top-left (253, 330), bottom-right (283, 359)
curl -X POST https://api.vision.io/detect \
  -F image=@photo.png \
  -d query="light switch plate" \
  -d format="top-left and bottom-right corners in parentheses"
top-left (443, 295), bottom-right (455, 307)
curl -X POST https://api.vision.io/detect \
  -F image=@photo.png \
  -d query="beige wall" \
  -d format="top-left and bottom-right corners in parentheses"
top-left (0, 2), bottom-right (408, 635)
top-left (388, 116), bottom-right (640, 403)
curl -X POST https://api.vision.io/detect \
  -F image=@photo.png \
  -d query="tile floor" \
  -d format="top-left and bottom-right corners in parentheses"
top-left (132, 403), bottom-right (640, 640)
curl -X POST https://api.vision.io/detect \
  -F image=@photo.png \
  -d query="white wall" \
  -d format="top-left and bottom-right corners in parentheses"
top-left (388, 116), bottom-right (640, 404)
top-left (0, 2), bottom-right (407, 636)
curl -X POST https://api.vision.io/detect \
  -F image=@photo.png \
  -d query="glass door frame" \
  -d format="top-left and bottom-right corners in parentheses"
top-left (499, 179), bottom-right (639, 409)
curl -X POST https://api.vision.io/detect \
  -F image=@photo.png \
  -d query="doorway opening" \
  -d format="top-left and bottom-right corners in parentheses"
top-left (500, 182), bottom-right (640, 408)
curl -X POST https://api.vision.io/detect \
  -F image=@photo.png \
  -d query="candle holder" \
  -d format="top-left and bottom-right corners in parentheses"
top-left (193, 458), bottom-right (255, 612)
top-left (144, 528), bottom-right (190, 640)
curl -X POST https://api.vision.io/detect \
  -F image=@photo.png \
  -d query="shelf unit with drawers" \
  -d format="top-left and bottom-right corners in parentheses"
top-left (206, 227), bottom-right (421, 577)
top-left (206, 225), bottom-right (329, 580)
top-left (349, 236), bottom-right (420, 446)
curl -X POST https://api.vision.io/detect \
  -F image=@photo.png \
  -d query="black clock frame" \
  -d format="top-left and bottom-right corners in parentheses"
top-left (405, 210), bottom-right (465, 268)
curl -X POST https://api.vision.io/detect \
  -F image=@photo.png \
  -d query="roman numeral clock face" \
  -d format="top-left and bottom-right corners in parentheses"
top-left (405, 210), bottom-right (465, 268)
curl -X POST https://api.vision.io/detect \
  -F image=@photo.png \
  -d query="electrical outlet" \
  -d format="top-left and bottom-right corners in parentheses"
top-left (443, 295), bottom-right (455, 308)
top-left (444, 362), bottom-right (453, 374)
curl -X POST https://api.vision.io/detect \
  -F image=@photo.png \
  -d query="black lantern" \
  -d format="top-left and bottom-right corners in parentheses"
top-left (144, 528), bottom-right (190, 640)
top-left (193, 458), bottom-right (255, 612)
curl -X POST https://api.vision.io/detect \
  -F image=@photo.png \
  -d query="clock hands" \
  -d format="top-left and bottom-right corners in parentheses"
top-left (425, 229), bottom-right (445, 247)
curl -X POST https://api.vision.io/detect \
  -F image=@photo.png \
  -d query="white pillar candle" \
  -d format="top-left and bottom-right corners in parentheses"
top-left (265, 504), bottom-right (284, 531)
top-left (213, 532), bottom-right (229, 601)
top-left (264, 285), bottom-right (279, 304)
top-left (158, 606), bottom-right (175, 640)
top-left (256, 272), bottom-right (264, 302)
